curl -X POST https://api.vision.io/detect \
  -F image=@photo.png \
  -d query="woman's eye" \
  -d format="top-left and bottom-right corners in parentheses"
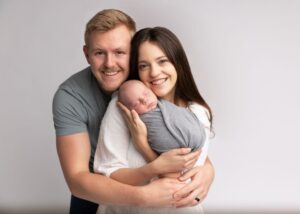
top-left (159, 59), bottom-right (168, 64)
top-left (138, 64), bottom-right (148, 70)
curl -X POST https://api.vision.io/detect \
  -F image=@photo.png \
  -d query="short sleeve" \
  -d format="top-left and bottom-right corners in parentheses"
top-left (189, 103), bottom-right (211, 166)
top-left (52, 88), bottom-right (88, 136)
top-left (93, 94), bottom-right (131, 177)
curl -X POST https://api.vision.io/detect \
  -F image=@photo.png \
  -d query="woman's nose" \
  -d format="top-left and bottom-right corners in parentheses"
top-left (149, 64), bottom-right (160, 77)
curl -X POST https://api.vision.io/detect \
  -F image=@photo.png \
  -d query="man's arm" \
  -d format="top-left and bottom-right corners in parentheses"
top-left (56, 132), bottom-right (142, 205)
top-left (57, 132), bottom-right (187, 207)
top-left (174, 157), bottom-right (215, 207)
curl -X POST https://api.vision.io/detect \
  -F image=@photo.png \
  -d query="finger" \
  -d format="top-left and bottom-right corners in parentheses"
top-left (182, 149), bottom-right (201, 162)
top-left (179, 167), bottom-right (200, 181)
top-left (117, 102), bottom-right (134, 125)
top-left (131, 109), bottom-right (140, 123)
top-left (171, 147), bottom-right (192, 155)
top-left (173, 181), bottom-right (197, 199)
top-left (175, 188), bottom-right (201, 208)
top-left (117, 101), bottom-right (131, 116)
top-left (184, 157), bottom-right (200, 170)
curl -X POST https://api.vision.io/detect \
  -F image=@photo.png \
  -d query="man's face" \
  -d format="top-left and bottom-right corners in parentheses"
top-left (84, 25), bottom-right (132, 94)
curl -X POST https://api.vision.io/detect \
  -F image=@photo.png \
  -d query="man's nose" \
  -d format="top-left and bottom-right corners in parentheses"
top-left (104, 53), bottom-right (115, 68)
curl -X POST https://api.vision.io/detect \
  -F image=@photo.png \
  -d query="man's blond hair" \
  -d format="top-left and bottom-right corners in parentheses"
top-left (84, 9), bottom-right (136, 46)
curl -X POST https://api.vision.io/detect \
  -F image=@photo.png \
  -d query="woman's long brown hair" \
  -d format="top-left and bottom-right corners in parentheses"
top-left (129, 27), bottom-right (213, 126)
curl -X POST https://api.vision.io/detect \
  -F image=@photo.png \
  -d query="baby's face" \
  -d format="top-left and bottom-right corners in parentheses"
top-left (127, 83), bottom-right (158, 114)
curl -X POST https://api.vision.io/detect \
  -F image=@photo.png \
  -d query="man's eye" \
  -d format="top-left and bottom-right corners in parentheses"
top-left (116, 51), bottom-right (125, 55)
top-left (95, 51), bottom-right (104, 56)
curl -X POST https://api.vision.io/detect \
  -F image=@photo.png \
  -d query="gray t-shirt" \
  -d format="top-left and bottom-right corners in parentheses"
top-left (140, 99), bottom-right (206, 154)
top-left (52, 67), bottom-right (110, 171)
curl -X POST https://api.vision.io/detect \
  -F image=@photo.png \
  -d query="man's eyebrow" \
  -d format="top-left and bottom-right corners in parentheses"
top-left (91, 48), bottom-right (105, 52)
top-left (115, 47), bottom-right (129, 51)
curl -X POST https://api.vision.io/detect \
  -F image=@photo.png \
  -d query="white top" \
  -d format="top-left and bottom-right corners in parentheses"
top-left (94, 93), bottom-right (211, 214)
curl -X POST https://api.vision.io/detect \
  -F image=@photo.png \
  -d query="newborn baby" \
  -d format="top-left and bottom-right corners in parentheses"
top-left (118, 80), bottom-right (206, 154)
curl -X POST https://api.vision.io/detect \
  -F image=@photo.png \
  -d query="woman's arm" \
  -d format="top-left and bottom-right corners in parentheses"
top-left (111, 148), bottom-right (200, 185)
top-left (173, 103), bottom-right (215, 207)
top-left (94, 95), bottom-right (199, 185)
top-left (113, 101), bottom-right (202, 183)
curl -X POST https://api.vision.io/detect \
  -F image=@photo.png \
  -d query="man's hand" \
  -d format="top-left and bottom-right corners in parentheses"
top-left (173, 158), bottom-right (215, 208)
top-left (138, 177), bottom-right (186, 207)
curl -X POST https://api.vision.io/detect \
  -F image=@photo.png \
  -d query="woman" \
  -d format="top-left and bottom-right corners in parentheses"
top-left (94, 27), bottom-right (214, 214)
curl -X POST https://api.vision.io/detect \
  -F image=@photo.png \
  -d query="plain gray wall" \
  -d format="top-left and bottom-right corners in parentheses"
top-left (1, 0), bottom-right (300, 213)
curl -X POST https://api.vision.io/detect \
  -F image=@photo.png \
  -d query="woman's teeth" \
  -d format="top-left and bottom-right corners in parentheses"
top-left (151, 78), bottom-right (166, 85)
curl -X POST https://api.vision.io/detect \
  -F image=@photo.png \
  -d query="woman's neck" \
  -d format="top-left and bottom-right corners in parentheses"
top-left (161, 94), bottom-right (188, 107)
top-left (174, 97), bottom-right (188, 107)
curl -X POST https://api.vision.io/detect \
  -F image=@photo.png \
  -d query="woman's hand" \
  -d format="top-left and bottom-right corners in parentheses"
top-left (173, 158), bottom-right (215, 208)
top-left (151, 148), bottom-right (201, 175)
top-left (117, 101), bottom-right (147, 141)
top-left (117, 101), bottom-right (158, 161)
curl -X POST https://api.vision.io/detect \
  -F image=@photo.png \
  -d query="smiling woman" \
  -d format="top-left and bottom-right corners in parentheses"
top-left (93, 26), bottom-right (214, 214)
top-left (137, 41), bottom-right (178, 103)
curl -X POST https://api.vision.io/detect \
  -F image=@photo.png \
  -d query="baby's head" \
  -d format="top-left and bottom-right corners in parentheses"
top-left (119, 80), bottom-right (158, 114)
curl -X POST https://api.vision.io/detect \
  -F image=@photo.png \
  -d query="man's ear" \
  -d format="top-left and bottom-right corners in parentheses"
top-left (83, 45), bottom-right (90, 64)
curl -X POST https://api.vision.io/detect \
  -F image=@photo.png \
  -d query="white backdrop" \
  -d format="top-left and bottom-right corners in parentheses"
top-left (1, 0), bottom-right (300, 213)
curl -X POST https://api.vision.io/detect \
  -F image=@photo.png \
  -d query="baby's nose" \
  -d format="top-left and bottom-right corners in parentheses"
top-left (140, 97), bottom-right (147, 104)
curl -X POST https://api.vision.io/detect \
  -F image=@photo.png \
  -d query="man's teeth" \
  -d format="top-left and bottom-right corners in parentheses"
top-left (151, 78), bottom-right (166, 85)
top-left (103, 71), bottom-right (118, 76)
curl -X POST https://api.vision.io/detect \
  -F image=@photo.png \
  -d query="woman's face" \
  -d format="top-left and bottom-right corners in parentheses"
top-left (137, 41), bottom-right (177, 102)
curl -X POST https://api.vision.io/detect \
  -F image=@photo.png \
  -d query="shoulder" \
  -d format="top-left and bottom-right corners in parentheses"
top-left (57, 67), bottom-right (93, 93)
top-left (53, 68), bottom-right (91, 110)
top-left (188, 102), bottom-right (211, 127)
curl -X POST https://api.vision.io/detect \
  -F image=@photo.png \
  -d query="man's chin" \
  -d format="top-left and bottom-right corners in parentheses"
top-left (102, 84), bottom-right (121, 95)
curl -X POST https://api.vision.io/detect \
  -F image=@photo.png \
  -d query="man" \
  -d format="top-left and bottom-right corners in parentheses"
top-left (52, 9), bottom-right (214, 213)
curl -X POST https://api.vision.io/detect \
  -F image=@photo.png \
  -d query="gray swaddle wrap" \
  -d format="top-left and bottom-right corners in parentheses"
top-left (140, 99), bottom-right (206, 154)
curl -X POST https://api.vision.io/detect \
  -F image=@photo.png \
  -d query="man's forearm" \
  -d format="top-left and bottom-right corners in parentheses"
top-left (56, 133), bottom-right (147, 206)
top-left (69, 171), bottom-right (144, 206)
